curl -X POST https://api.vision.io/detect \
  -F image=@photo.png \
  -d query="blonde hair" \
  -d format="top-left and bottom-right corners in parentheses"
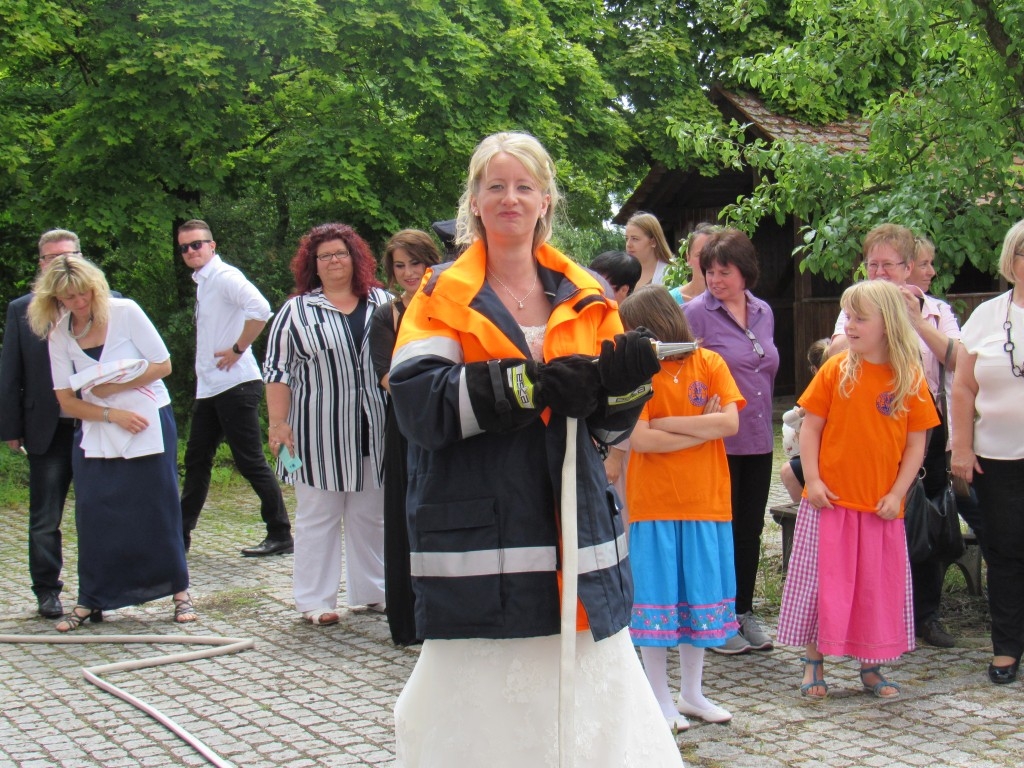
top-left (998, 219), bottom-right (1024, 284)
top-left (456, 132), bottom-right (560, 252)
top-left (27, 254), bottom-right (110, 338)
top-left (912, 235), bottom-right (935, 266)
top-left (862, 223), bottom-right (916, 266)
top-left (837, 281), bottom-right (926, 416)
top-left (626, 212), bottom-right (674, 264)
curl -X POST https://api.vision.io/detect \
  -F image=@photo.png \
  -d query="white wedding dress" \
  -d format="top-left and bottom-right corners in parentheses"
top-left (394, 628), bottom-right (685, 767)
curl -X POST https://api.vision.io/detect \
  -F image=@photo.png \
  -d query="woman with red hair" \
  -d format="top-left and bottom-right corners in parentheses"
top-left (263, 223), bottom-right (391, 625)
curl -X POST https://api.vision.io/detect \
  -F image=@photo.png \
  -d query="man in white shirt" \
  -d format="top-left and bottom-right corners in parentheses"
top-left (178, 220), bottom-right (292, 556)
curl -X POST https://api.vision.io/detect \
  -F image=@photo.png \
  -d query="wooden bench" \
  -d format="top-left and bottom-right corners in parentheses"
top-left (769, 502), bottom-right (984, 596)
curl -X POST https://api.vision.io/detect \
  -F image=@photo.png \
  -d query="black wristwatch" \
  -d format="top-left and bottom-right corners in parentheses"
top-left (232, 343), bottom-right (246, 355)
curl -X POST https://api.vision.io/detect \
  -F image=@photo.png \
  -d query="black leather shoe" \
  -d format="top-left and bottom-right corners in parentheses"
top-left (917, 619), bottom-right (955, 648)
top-left (37, 592), bottom-right (64, 619)
top-left (240, 537), bottom-right (294, 557)
top-left (988, 661), bottom-right (1019, 685)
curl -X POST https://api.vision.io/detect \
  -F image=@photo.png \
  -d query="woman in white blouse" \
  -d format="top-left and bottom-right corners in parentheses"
top-left (27, 255), bottom-right (193, 631)
top-left (263, 223), bottom-right (391, 625)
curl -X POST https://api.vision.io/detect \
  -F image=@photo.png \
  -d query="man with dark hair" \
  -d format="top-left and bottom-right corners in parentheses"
top-left (177, 219), bottom-right (292, 556)
top-left (0, 229), bottom-right (84, 617)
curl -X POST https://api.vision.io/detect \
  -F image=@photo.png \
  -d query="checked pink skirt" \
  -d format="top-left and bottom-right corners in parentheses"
top-left (777, 498), bottom-right (914, 663)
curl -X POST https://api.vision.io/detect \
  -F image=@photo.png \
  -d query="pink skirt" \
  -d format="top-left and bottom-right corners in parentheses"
top-left (777, 498), bottom-right (914, 663)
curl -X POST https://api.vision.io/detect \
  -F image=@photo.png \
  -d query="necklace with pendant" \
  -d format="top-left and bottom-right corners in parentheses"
top-left (488, 267), bottom-right (538, 310)
top-left (68, 313), bottom-right (94, 340)
top-left (669, 360), bottom-right (686, 383)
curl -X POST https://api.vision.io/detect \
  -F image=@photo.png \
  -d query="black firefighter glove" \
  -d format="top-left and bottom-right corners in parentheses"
top-left (597, 328), bottom-right (660, 411)
top-left (465, 355), bottom-right (601, 432)
top-left (538, 355), bottom-right (601, 419)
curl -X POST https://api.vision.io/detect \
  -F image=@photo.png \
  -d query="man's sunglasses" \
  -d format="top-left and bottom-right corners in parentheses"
top-left (179, 239), bottom-right (212, 254)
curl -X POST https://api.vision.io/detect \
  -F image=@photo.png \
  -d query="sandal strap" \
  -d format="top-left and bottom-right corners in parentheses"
top-left (56, 606), bottom-right (94, 632)
top-left (799, 657), bottom-right (829, 696)
top-left (174, 595), bottom-right (196, 616)
top-left (860, 666), bottom-right (900, 696)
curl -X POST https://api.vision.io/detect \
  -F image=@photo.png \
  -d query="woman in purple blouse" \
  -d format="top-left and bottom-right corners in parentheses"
top-left (683, 228), bottom-right (780, 655)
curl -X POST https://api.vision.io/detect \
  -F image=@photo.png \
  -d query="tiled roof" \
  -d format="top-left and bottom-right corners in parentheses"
top-left (714, 87), bottom-right (870, 153)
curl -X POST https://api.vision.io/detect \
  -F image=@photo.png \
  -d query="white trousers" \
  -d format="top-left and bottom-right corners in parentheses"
top-left (292, 462), bottom-right (385, 611)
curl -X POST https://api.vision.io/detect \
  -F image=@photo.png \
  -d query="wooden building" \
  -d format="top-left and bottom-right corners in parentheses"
top-left (614, 86), bottom-right (999, 396)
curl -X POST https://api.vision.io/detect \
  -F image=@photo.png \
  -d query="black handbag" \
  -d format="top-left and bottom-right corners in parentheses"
top-left (904, 340), bottom-right (965, 564)
top-left (905, 475), bottom-right (965, 564)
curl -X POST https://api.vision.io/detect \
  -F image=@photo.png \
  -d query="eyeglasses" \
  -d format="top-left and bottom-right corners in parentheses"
top-left (865, 260), bottom-right (906, 274)
top-left (316, 250), bottom-right (351, 262)
top-left (744, 327), bottom-right (765, 358)
top-left (39, 250), bottom-right (81, 263)
top-left (178, 239), bottom-right (212, 254)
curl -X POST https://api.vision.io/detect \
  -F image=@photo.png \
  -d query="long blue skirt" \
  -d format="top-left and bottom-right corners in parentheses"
top-left (629, 519), bottom-right (738, 648)
top-left (73, 405), bottom-right (189, 610)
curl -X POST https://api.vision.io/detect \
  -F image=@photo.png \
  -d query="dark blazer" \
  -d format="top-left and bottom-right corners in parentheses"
top-left (0, 294), bottom-right (60, 455)
top-left (0, 290), bottom-right (122, 455)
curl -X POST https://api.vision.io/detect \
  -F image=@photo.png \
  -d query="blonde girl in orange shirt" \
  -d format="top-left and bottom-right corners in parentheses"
top-left (777, 280), bottom-right (939, 700)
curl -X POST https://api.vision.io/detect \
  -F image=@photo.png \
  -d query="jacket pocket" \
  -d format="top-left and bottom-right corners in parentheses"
top-left (412, 498), bottom-right (504, 634)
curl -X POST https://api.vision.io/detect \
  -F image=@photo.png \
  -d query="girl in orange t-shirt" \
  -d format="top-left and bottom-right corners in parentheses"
top-left (620, 286), bottom-right (746, 731)
top-left (777, 280), bottom-right (939, 700)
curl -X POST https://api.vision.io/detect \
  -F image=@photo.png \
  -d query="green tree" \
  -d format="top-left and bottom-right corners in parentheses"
top-left (596, 0), bottom-right (802, 176)
top-left (665, 0), bottom-right (1024, 288)
top-left (0, 0), bottom-right (635, 412)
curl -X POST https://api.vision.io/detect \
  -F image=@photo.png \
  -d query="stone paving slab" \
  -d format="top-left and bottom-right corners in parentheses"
top-left (0, 482), bottom-right (1017, 767)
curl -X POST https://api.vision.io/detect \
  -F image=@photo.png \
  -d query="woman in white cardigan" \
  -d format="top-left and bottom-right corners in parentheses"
top-left (28, 254), bottom-right (193, 631)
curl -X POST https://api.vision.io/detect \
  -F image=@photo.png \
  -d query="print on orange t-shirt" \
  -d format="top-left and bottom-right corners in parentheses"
top-left (626, 349), bottom-right (746, 523)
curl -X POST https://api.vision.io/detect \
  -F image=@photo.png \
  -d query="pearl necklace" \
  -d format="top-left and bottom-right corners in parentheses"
top-left (68, 313), bottom-right (94, 340)
top-left (487, 267), bottom-right (538, 310)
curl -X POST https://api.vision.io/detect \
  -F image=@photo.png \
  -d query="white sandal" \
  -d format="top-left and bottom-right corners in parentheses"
top-left (302, 609), bottom-right (339, 626)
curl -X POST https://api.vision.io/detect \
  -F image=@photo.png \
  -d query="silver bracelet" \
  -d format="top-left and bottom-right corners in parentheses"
top-left (103, 407), bottom-right (111, 423)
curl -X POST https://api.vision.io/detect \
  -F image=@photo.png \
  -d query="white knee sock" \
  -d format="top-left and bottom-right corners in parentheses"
top-left (678, 645), bottom-right (716, 709)
top-left (639, 646), bottom-right (677, 718)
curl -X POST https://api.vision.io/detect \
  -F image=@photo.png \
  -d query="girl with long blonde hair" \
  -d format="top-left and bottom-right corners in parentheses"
top-left (777, 280), bottom-right (939, 700)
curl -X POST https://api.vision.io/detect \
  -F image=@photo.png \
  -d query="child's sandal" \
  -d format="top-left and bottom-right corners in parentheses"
top-left (799, 657), bottom-right (829, 699)
top-left (860, 666), bottom-right (900, 699)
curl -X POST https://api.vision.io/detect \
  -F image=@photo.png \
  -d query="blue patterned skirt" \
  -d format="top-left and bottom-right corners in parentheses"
top-left (628, 519), bottom-right (738, 648)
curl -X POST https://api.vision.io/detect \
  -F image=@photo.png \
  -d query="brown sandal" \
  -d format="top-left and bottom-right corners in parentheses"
top-left (173, 593), bottom-right (198, 623)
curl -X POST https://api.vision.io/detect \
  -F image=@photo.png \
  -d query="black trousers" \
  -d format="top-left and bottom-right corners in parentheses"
top-left (27, 420), bottom-right (75, 597)
top-left (727, 452), bottom-right (773, 615)
top-left (180, 380), bottom-right (291, 540)
top-left (974, 456), bottom-right (1024, 661)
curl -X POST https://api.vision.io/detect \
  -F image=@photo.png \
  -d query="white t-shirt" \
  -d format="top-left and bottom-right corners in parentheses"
top-left (960, 292), bottom-right (1024, 460)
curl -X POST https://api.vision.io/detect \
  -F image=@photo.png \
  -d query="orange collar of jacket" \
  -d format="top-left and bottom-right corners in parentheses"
top-left (418, 240), bottom-right (617, 363)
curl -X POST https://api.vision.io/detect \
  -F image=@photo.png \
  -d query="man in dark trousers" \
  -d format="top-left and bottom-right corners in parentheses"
top-left (177, 219), bottom-right (293, 555)
top-left (0, 229), bottom-right (85, 617)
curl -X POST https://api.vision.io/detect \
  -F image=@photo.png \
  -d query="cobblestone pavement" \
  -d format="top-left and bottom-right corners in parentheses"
top-left (1, 480), bottom-right (1020, 768)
